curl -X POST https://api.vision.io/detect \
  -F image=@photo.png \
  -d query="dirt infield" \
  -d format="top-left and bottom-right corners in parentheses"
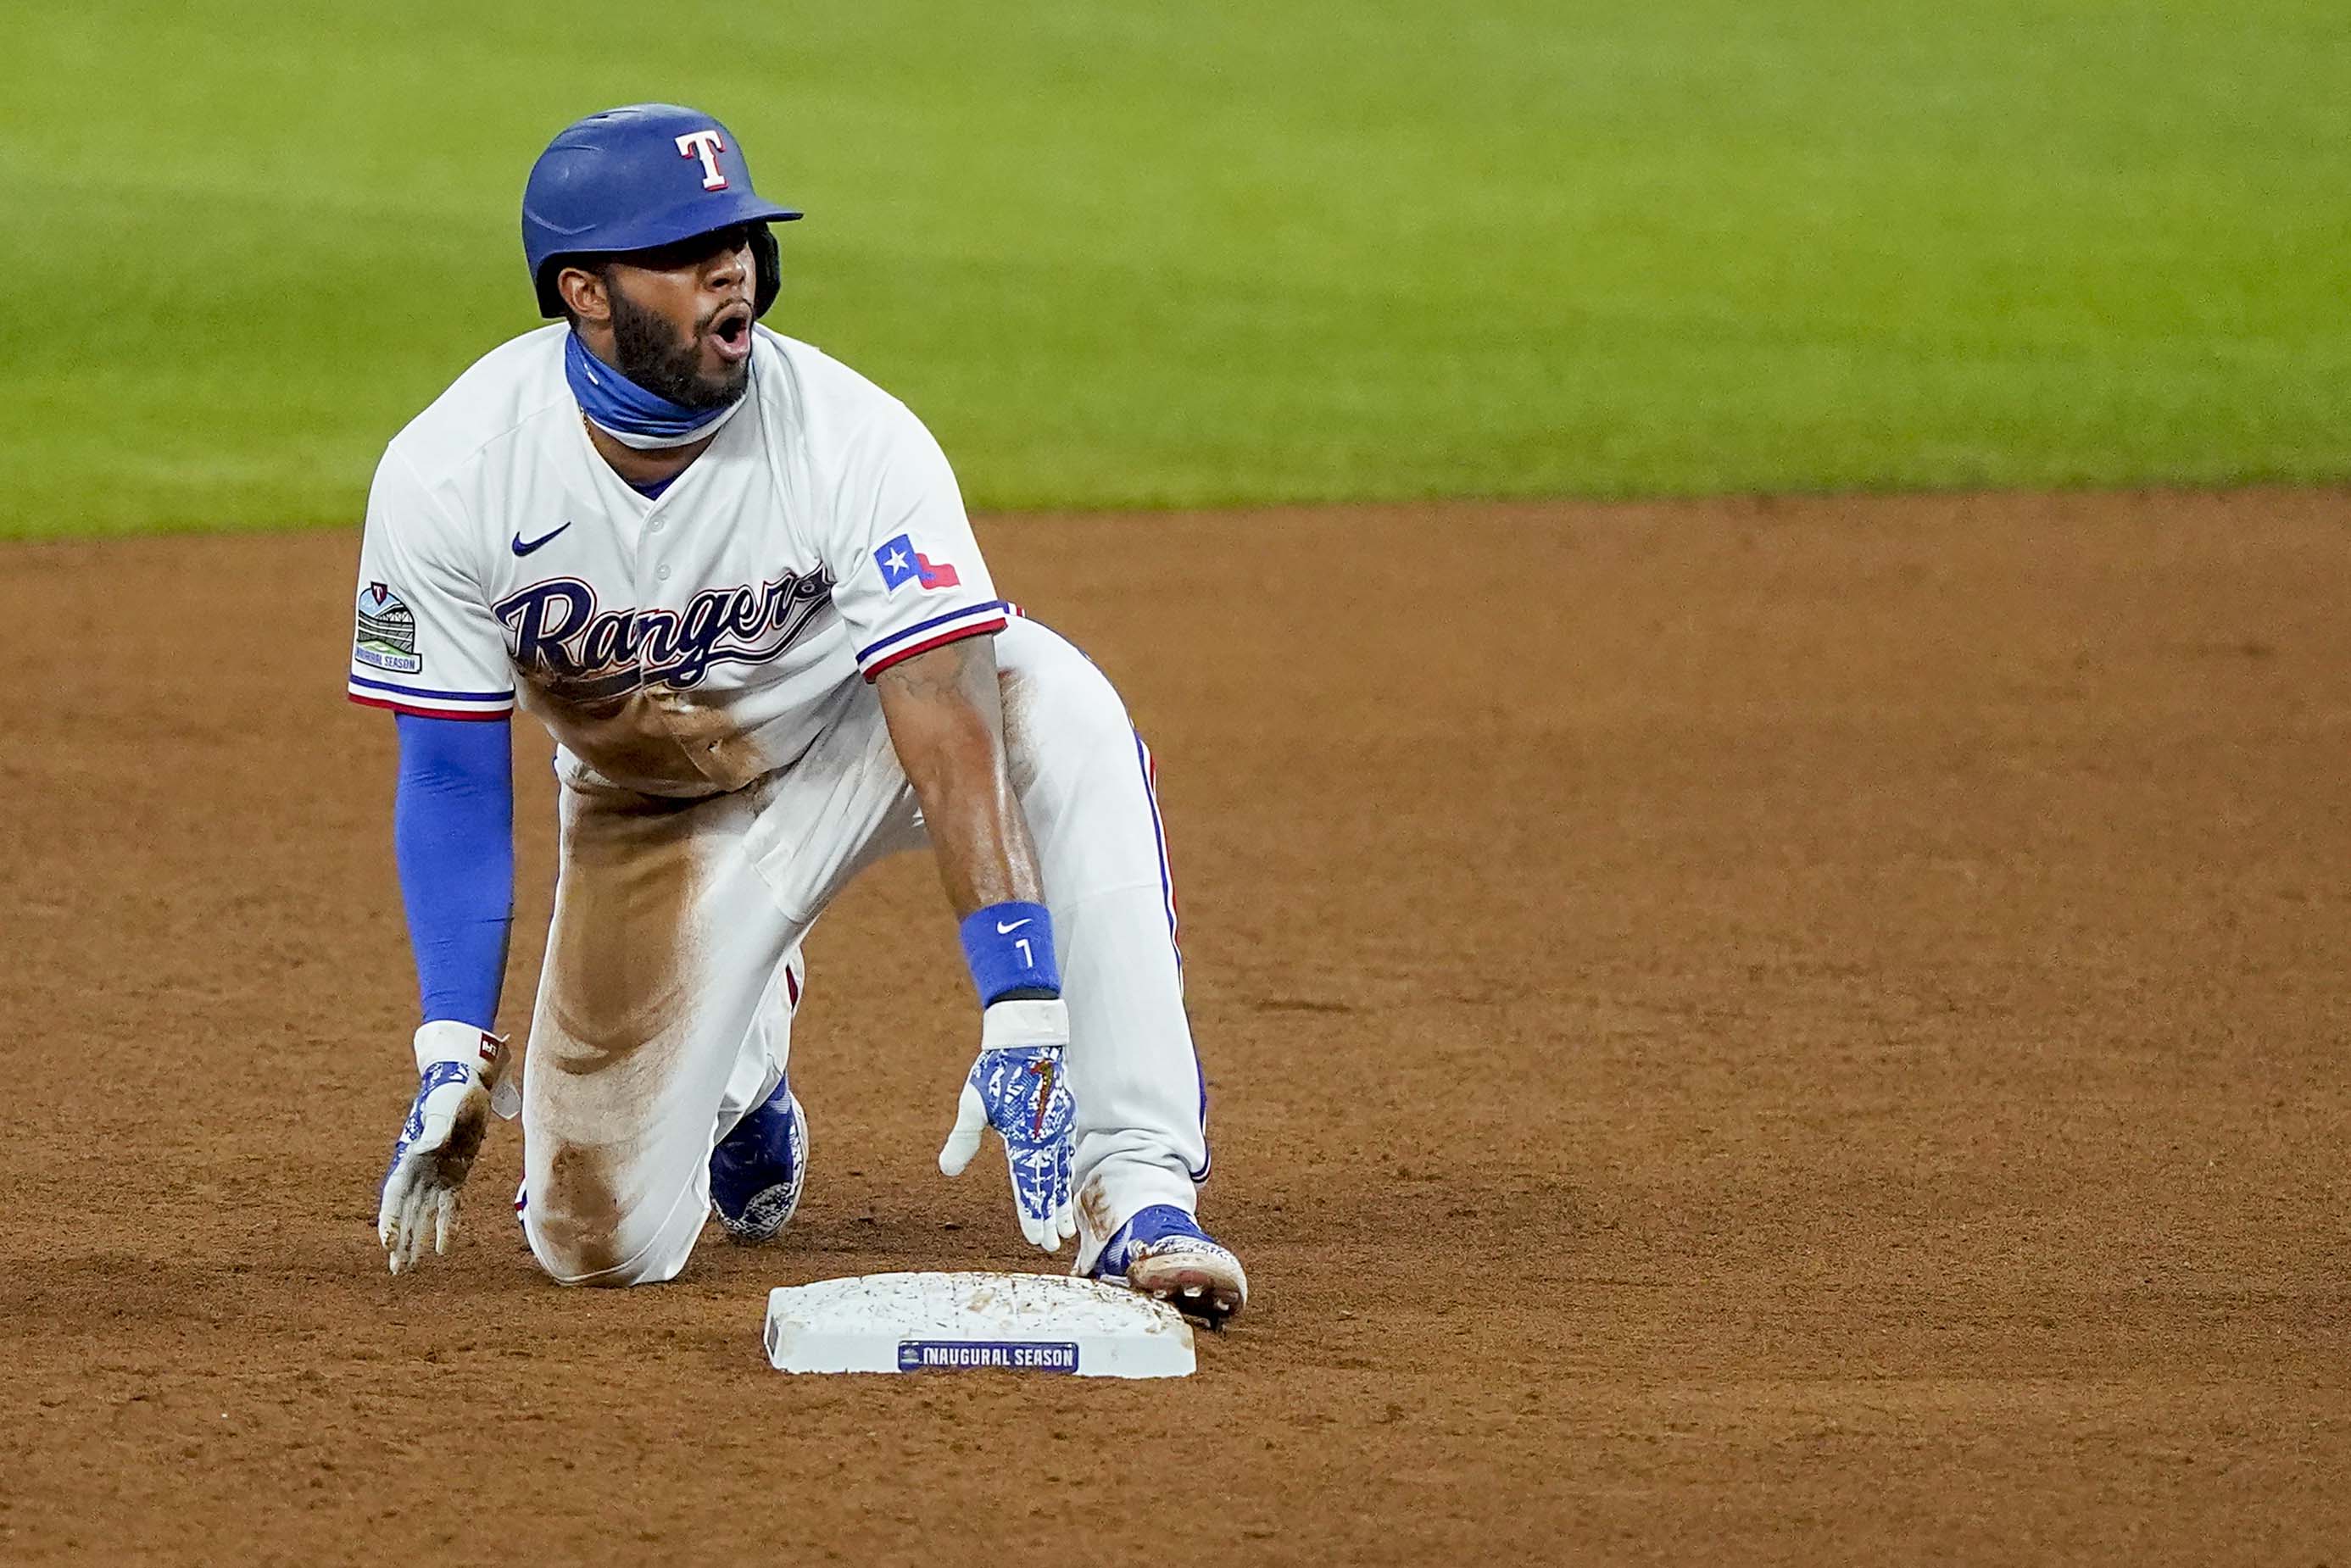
top-left (3, 489), bottom-right (2347, 1565)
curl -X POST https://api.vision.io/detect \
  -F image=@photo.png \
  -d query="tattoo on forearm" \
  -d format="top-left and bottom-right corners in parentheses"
top-left (879, 635), bottom-right (988, 709)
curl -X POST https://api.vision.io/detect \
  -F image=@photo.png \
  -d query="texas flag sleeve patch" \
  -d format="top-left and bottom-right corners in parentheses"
top-left (873, 533), bottom-right (962, 596)
top-left (848, 520), bottom-right (1006, 681)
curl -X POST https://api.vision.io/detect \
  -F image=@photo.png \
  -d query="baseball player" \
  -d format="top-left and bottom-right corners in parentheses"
top-left (350, 103), bottom-right (1245, 1322)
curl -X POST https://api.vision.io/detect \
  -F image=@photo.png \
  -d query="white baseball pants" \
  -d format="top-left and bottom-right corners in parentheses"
top-left (516, 617), bottom-right (1207, 1286)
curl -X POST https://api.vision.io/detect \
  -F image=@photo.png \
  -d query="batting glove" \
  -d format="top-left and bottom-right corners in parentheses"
top-left (376, 1021), bottom-right (519, 1276)
top-left (937, 998), bottom-right (1078, 1253)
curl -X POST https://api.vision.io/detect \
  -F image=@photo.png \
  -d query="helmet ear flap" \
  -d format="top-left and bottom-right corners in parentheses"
top-left (533, 258), bottom-right (569, 319)
top-left (749, 223), bottom-right (782, 319)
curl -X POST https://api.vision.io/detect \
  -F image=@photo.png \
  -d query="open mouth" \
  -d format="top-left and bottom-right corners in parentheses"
top-left (709, 304), bottom-right (754, 364)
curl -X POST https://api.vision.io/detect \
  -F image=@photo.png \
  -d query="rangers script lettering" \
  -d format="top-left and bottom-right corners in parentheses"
top-left (496, 567), bottom-right (837, 689)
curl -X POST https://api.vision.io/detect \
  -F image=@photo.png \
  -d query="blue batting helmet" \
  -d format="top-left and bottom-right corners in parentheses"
top-left (521, 103), bottom-right (802, 320)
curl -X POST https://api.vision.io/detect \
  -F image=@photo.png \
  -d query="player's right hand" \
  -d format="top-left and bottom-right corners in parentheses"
top-left (376, 1021), bottom-right (519, 1276)
top-left (937, 998), bottom-right (1078, 1252)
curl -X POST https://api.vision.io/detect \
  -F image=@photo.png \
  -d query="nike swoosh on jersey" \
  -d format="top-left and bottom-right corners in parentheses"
top-left (511, 522), bottom-right (573, 556)
top-left (995, 918), bottom-right (1034, 934)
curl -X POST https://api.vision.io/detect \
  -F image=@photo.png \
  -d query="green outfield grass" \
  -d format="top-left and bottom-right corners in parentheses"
top-left (2, 1), bottom-right (2344, 537)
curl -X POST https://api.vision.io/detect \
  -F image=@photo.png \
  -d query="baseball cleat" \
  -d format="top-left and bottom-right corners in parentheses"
top-left (1088, 1204), bottom-right (1247, 1326)
top-left (708, 1078), bottom-right (810, 1244)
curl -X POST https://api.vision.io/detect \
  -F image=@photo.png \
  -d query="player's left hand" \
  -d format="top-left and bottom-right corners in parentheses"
top-left (376, 1021), bottom-right (520, 1276)
top-left (937, 998), bottom-right (1078, 1252)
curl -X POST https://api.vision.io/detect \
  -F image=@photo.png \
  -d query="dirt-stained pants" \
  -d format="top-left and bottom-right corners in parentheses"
top-left (517, 618), bottom-right (1207, 1286)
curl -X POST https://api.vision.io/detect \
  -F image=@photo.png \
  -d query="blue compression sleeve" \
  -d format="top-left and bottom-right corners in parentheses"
top-left (393, 713), bottom-right (515, 1030)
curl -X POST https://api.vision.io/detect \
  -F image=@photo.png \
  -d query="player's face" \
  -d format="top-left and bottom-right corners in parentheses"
top-left (597, 225), bottom-right (761, 410)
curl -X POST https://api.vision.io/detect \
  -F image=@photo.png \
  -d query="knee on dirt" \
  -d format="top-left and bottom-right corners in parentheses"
top-left (523, 1148), bottom-right (696, 1287)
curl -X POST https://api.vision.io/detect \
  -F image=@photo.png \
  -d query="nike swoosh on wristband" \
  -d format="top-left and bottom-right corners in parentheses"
top-left (996, 918), bottom-right (1033, 934)
top-left (511, 522), bottom-right (573, 556)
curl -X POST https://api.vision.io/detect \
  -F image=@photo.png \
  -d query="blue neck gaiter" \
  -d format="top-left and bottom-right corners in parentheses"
top-left (563, 330), bottom-right (746, 450)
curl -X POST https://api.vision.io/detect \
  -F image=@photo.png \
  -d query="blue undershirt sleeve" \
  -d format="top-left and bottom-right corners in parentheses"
top-left (393, 713), bottom-right (515, 1030)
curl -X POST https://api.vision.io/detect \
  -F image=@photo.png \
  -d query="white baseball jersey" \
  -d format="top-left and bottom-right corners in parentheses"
top-left (347, 323), bottom-right (1009, 796)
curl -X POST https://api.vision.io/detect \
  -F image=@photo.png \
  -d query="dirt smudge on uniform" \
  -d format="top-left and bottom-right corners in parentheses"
top-left (649, 687), bottom-right (779, 792)
top-left (529, 1137), bottom-right (641, 1279)
top-left (524, 673), bottom-right (794, 798)
top-left (1075, 1171), bottom-right (1119, 1254)
top-left (528, 779), bottom-right (714, 1271)
top-left (523, 683), bottom-right (699, 798)
top-left (995, 668), bottom-right (1041, 801)
top-left (540, 783), bottom-right (709, 1064)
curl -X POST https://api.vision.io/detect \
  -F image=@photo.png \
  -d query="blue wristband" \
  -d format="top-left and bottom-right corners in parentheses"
top-left (959, 901), bottom-right (1061, 1005)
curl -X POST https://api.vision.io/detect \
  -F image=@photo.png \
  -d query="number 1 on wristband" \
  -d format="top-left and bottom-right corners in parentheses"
top-left (959, 900), bottom-right (1061, 1004)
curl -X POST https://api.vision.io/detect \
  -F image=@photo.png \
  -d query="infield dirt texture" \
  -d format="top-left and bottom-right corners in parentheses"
top-left (4, 489), bottom-right (2348, 1563)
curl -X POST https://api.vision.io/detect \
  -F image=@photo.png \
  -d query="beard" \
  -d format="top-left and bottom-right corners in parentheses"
top-left (606, 282), bottom-right (748, 411)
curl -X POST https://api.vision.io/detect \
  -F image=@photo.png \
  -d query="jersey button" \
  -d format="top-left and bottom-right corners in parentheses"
top-left (649, 517), bottom-right (665, 531)
top-left (656, 564), bottom-right (672, 581)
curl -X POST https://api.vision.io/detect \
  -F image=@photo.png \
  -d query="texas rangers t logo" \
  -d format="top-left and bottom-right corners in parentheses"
top-left (873, 533), bottom-right (962, 595)
top-left (675, 130), bottom-right (728, 190)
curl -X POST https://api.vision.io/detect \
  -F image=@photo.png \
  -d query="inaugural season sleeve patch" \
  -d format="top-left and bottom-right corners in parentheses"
top-left (354, 581), bottom-right (422, 675)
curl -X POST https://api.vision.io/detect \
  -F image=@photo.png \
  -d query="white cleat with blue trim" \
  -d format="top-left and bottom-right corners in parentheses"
top-left (1087, 1204), bottom-right (1247, 1326)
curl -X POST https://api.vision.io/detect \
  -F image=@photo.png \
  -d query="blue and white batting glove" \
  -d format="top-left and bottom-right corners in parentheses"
top-left (376, 1021), bottom-right (520, 1276)
top-left (937, 999), bottom-right (1078, 1252)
